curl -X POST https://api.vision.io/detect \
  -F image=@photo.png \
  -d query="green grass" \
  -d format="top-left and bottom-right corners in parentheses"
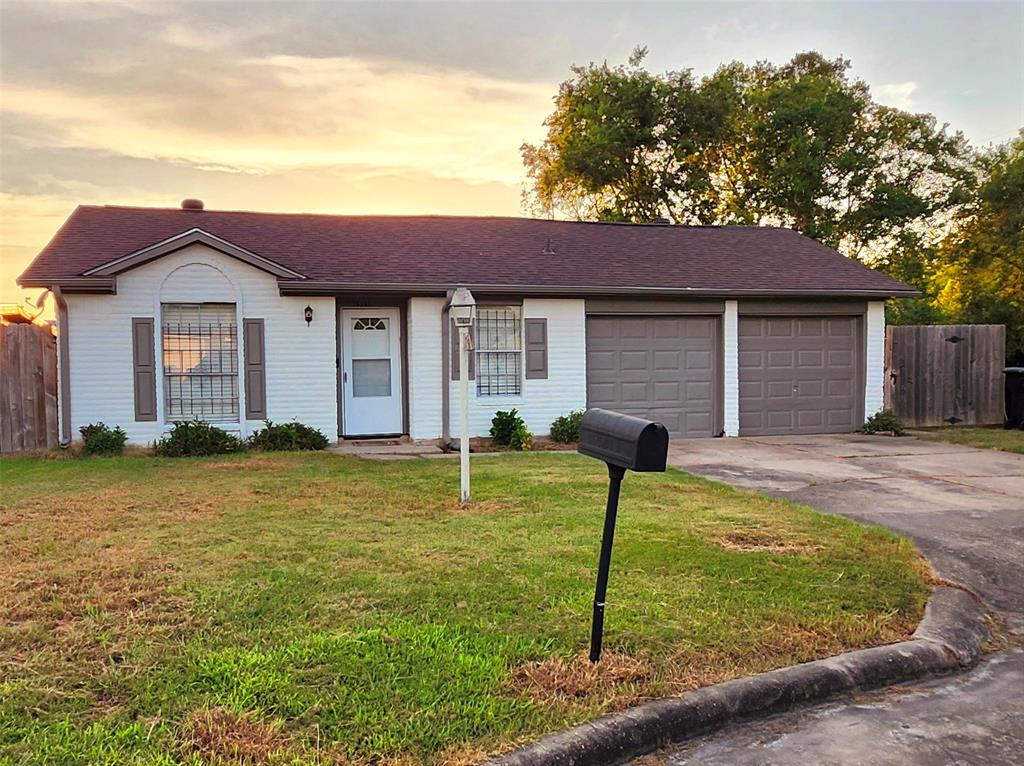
top-left (911, 426), bottom-right (1024, 454)
top-left (0, 451), bottom-right (930, 765)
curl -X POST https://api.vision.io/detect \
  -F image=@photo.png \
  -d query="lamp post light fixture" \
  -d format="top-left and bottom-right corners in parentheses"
top-left (450, 286), bottom-right (477, 505)
top-left (304, 305), bottom-right (314, 326)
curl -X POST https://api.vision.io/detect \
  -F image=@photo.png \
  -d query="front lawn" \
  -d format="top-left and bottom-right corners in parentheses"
top-left (910, 426), bottom-right (1024, 454)
top-left (0, 452), bottom-right (930, 765)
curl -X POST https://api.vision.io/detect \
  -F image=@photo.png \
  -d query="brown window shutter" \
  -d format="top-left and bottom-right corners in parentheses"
top-left (450, 320), bottom-right (475, 381)
top-left (243, 318), bottom-right (267, 419)
top-left (524, 318), bottom-right (548, 379)
top-left (131, 317), bottom-right (157, 421)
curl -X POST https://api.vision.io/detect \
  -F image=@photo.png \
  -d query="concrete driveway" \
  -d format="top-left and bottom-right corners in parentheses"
top-left (646, 434), bottom-right (1024, 766)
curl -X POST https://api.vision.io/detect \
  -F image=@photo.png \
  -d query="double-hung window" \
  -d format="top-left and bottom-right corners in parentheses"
top-left (475, 306), bottom-right (521, 396)
top-left (162, 303), bottom-right (239, 421)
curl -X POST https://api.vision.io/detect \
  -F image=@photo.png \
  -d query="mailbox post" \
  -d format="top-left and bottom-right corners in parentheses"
top-left (577, 408), bottom-right (669, 662)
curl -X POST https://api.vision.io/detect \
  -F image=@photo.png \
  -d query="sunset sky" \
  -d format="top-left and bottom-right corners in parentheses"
top-left (2, 0), bottom-right (1022, 307)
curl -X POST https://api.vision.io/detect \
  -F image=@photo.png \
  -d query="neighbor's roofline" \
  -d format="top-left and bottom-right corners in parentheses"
top-left (81, 227), bottom-right (306, 279)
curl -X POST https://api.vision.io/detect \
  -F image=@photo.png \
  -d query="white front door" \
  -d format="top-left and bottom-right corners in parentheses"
top-left (341, 307), bottom-right (403, 436)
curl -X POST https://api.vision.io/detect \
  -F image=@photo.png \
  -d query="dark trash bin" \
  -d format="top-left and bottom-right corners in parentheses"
top-left (1005, 368), bottom-right (1024, 430)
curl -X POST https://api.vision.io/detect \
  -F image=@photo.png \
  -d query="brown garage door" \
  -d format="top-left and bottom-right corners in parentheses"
top-left (586, 315), bottom-right (720, 437)
top-left (739, 315), bottom-right (860, 436)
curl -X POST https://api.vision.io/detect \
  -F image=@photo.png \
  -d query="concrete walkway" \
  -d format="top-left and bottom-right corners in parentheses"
top-left (646, 434), bottom-right (1024, 765)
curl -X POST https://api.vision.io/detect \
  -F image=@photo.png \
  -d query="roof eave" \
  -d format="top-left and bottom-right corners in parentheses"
top-left (16, 276), bottom-right (117, 294)
top-left (276, 280), bottom-right (920, 299)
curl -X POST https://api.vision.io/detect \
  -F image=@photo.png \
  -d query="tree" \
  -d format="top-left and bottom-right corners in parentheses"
top-left (930, 134), bottom-right (1024, 363)
top-left (521, 48), bottom-right (720, 222)
top-left (523, 51), bottom-right (973, 265)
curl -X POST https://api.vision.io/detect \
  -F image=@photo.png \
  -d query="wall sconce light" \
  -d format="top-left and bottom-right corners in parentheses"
top-left (304, 305), bottom-right (313, 326)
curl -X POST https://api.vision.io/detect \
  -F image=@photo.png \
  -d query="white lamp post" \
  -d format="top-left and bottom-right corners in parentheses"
top-left (450, 287), bottom-right (477, 505)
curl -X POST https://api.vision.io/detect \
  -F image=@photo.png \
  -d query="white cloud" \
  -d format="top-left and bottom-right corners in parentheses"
top-left (875, 81), bottom-right (918, 110)
top-left (2, 54), bottom-right (553, 187)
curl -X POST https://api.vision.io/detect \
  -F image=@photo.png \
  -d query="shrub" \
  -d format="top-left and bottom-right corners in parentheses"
top-left (490, 409), bottom-right (523, 446)
top-left (862, 410), bottom-right (906, 436)
top-left (490, 409), bottom-right (533, 451)
top-left (248, 420), bottom-right (329, 451)
top-left (79, 422), bottom-right (127, 456)
top-left (154, 420), bottom-right (244, 457)
top-left (549, 409), bottom-right (584, 443)
top-left (509, 421), bottom-right (533, 451)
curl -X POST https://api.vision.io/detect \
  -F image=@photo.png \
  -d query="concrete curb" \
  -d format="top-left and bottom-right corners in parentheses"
top-left (487, 586), bottom-right (988, 766)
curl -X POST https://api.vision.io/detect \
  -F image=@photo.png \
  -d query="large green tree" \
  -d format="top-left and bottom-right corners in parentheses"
top-left (523, 50), bottom-right (973, 263)
top-left (929, 134), bottom-right (1024, 363)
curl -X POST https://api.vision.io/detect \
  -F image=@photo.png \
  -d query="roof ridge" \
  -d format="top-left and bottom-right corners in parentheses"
top-left (88, 205), bottom-right (781, 230)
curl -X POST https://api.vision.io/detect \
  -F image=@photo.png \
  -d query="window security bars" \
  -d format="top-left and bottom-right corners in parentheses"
top-left (476, 306), bottom-right (522, 396)
top-left (162, 303), bottom-right (239, 421)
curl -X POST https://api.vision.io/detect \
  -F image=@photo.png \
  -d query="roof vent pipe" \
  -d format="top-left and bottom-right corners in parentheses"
top-left (650, 217), bottom-right (671, 225)
top-left (181, 199), bottom-right (204, 211)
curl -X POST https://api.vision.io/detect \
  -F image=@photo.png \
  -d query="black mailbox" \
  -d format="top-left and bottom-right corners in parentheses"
top-left (576, 408), bottom-right (669, 663)
top-left (578, 408), bottom-right (669, 472)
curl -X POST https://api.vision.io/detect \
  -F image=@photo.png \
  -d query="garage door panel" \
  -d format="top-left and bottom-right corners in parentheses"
top-left (797, 410), bottom-right (823, 428)
top-left (620, 381), bottom-right (650, 402)
top-left (686, 319), bottom-right (714, 339)
top-left (739, 380), bottom-right (762, 399)
top-left (798, 350), bottom-right (824, 368)
top-left (653, 319), bottom-right (682, 338)
top-left (685, 380), bottom-right (712, 400)
top-left (654, 381), bottom-right (682, 401)
top-left (797, 319), bottom-right (824, 337)
top-left (587, 350), bottom-right (617, 371)
top-left (586, 315), bottom-right (719, 437)
top-left (587, 318), bottom-right (617, 339)
top-left (828, 319), bottom-right (853, 337)
top-left (685, 350), bottom-right (712, 371)
top-left (652, 350), bottom-right (679, 370)
top-left (799, 379), bottom-right (824, 396)
top-left (686, 412), bottom-right (713, 433)
top-left (620, 319), bottom-right (649, 339)
top-left (738, 318), bottom-right (762, 337)
top-left (828, 349), bottom-right (853, 366)
top-left (766, 381), bottom-right (794, 399)
top-left (766, 410), bottom-right (795, 429)
top-left (739, 315), bottom-right (859, 436)
top-left (738, 350), bottom-right (762, 368)
top-left (828, 379), bottom-right (852, 397)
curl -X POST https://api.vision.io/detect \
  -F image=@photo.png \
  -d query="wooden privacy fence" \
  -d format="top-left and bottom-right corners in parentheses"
top-left (885, 324), bottom-right (1005, 427)
top-left (1, 323), bottom-right (59, 452)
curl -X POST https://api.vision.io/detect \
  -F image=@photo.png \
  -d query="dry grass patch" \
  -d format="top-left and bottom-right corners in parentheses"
top-left (181, 707), bottom-right (291, 764)
top-left (1, 553), bottom-right (192, 671)
top-left (203, 456), bottom-right (291, 471)
top-left (715, 530), bottom-right (823, 555)
top-left (511, 651), bottom-right (650, 707)
top-left (440, 498), bottom-right (507, 515)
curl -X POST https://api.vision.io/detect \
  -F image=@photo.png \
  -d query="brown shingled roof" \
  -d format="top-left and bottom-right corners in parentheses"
top-left (18, 205), bottom-right (915, 296)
